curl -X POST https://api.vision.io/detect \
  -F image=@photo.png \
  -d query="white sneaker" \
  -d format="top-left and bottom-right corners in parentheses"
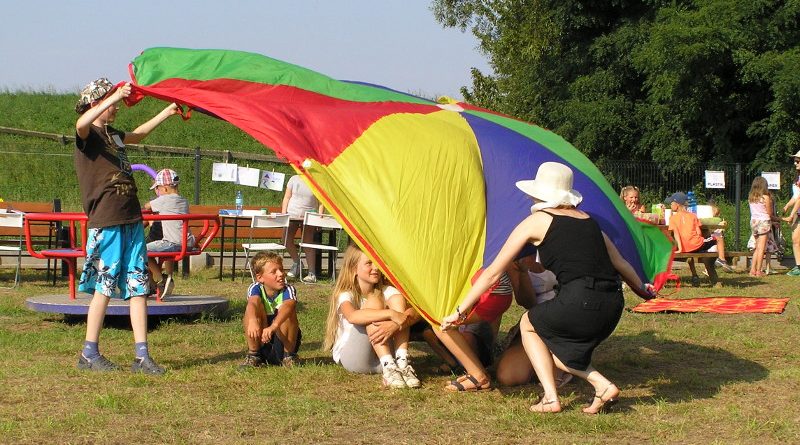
top-left (302, 273), bottom-right (317, 284)
top-left (399, 364), bottom-right (421, 388)
top-left (286, 263), bottom-right (300, 278)
top-left (382, 364), bottom-right (407, 389)
top-left (162, 275), bottom-right (175, 298)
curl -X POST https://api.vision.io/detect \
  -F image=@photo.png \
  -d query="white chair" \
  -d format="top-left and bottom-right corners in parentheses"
top-left (298, 212), bottom-right (343, 282)
top-left (0, 212), bottom-right (24, 289)
top-left (242, 213), bottom-right (290, 282)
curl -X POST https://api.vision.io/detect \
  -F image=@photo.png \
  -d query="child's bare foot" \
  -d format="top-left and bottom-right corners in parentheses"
top-left (530, 397), bottom-right (561, 413)
top-left (582, 384), bottom-right (620, 414)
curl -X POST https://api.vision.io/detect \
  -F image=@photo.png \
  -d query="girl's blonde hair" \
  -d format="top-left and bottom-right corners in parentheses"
top-left (322, 244), bottom-right (386, 351)
top-left (748, 176), bottom-right (771, 203)
top-left (620, 185), bottom-right (639, 200)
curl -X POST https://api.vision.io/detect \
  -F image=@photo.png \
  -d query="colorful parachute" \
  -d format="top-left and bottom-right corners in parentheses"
top-left (127, 47), bottom-right (672, 324)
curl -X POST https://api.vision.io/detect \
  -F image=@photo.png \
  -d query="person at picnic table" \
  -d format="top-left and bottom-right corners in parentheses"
top-left (782, 150), bottom-right (800, 276)
top-left (281, 175), bottom-right (324, 283)
top-left (74, 78), bottom-right (180, 374)
top-left (620, 185), bottom-right (646, 214)
top-left (442, 162), bottom-right (656, 414)
top-left (748, 177), bottom-right (779, 277)
top-left (665, 191), bottom-right (734, 287)
top-left (143, 168), bottom-right (193, 299)
top-left (240, 251), bottom-right (301, 368)
top-left (323, 244), bottom-right (421, 388)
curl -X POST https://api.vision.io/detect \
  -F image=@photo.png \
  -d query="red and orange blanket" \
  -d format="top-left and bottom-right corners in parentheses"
top-left (632, 297), bottom-right (789, 314)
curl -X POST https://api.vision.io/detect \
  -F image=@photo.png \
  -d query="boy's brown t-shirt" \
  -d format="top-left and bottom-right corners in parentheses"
top-left (74, 124), bottom-right (142, 228)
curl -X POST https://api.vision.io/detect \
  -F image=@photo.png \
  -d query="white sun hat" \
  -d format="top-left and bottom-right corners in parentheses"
top-left (516, 162), bottom-right (583, 211)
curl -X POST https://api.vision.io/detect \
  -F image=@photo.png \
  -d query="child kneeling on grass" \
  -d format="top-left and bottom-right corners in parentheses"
top-left (241, 252), bottom-right (301, 368)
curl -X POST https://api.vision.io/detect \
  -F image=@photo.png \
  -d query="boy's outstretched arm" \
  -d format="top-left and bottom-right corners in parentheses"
top-left (124, 103), bottom-right (180, 145)
top-left (75, 83), bottom-right (131, 139)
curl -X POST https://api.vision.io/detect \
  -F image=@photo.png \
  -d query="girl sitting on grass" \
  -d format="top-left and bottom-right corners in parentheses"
top-left (323, 244), bottom-right (421, 389)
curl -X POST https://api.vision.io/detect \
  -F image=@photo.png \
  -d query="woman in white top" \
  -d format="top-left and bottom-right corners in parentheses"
top-left (281, 175), bottom-right (323, 282)
top-left (323, 244), bottom-right (421, 388)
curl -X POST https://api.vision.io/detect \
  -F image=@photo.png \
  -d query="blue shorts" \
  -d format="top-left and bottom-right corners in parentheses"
top-left (79, 222), bottom-right (150, 300)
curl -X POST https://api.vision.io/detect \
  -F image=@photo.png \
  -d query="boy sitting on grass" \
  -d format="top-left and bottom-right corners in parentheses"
top-left (241, 251), bottom-right (302, 368)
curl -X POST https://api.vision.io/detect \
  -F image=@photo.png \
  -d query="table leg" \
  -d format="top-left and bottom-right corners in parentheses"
top-left (231, 220), bottom-right (239, 281)
top-left (218, 217), bottom-right (226, 281)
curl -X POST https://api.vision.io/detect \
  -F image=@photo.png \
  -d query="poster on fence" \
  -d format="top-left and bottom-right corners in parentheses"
top-left (260, 171), bottom-right (286, 191)
top-left (761, 172), bottom-right (781, 190)
top-left (236, 166), bottom-right (261, 187)
top-left (704, 170), bottom-right (725, 189)
top-left (211, 163), bottom-right (238, 182)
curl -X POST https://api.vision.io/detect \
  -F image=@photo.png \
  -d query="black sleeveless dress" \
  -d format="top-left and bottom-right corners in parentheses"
top-left (527, 211), bottom-right (624, 371)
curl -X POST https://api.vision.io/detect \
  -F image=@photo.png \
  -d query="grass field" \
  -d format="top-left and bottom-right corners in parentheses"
top-left (1, 265), bottom-right (798, 444)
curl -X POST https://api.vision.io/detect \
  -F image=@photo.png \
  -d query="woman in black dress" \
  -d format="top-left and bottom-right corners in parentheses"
top-left (442, 162), bottom-right (655, 414)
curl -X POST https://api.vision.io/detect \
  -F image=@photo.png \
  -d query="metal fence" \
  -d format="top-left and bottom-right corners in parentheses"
top-left (598, 159), bottom-right (797, 250)
top-left (0, 127), bottom-right (293, 212)
top-left (2, 127), bottom-right (796, 252)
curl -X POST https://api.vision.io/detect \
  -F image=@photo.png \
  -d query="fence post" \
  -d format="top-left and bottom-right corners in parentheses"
top-left (186, 147), bottom-right (202, 278)
top-left (194, 147), bottom-right (201, 205)
top-left (734, 163), bottom-right (742, 250)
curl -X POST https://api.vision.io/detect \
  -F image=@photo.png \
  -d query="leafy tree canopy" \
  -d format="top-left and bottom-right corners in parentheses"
top-left (431, 0), bottom-right (800, 168)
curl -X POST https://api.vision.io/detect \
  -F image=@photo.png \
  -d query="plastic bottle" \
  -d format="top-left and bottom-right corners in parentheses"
top-left (687, 190), bottom-right (697, 214)
top-left (235, 190), bottom-right (243, 215)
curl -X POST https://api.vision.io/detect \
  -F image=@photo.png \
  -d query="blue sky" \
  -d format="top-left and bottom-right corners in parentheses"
top-left (0, 0), bottom-right (490, 99)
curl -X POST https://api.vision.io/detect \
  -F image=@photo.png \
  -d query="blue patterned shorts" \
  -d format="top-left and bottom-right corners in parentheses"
top-left (78, 222), bottom-right (150, 300)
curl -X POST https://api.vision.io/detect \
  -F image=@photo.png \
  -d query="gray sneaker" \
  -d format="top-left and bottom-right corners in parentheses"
top-left (77, 353), bottom-right (120, 372)
top-left (286, 262), bottom-right (301, 278)
top-left (131, 356), bottom-right (166, 375)
top-left (281, 354), bottom-right (299, 368)
top-left (715, 258), bottom-right (734, 272)
top-left (239, 353), bottom-right (265, 369)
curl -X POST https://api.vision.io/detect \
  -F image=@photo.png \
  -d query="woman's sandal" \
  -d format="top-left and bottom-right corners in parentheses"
top-left (582, 384), bottom-right (619, 414)
top-left (529, 397), bottom-right (561, 413)
top-left (444, 374), bottom-right (491, 392)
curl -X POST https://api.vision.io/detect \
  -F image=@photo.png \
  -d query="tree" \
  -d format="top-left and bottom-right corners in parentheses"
top-left (431, 0), bottom-right (800, 168)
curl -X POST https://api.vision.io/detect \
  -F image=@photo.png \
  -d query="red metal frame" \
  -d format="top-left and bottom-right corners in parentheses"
top-left (23, 212), bottom-right (219, 301)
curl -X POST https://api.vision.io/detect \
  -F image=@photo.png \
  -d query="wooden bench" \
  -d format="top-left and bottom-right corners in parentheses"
top-left (0, 201), bottom-right (61, 280)
top-left (187, 204), bottom-right (294, 251)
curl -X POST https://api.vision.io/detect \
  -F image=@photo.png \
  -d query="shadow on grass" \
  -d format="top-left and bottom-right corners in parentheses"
top-left (604, 330), bottom-right (769, 403)
top-left (494, 330), bottom-right (768, 410)
top-left (58, 311), bottom-right (236, 329)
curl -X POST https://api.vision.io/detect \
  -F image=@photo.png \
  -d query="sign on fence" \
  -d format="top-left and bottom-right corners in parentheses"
top-left (704, 170), bottom-right (725, 189)
top-left (761, 172), bottom-right (781, 190)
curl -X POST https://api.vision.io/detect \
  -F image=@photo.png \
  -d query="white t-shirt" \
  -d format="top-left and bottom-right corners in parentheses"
top-left (332, 286), bottom-right (400, 363)
top-left (528, 269), bottom-right (557, 304)
top-left (286, 175), bottom-right (320, 220)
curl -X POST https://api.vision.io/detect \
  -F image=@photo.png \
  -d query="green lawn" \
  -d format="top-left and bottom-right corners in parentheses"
top-left (0, 266), bottom-right (798, 444)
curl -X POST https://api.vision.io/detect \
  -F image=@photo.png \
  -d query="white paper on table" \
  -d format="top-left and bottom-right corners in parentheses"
top-left (704, 170), bottom-right (725, 189)
top-left (212, 163), bottom-right (238, 182)
top-left (761, 172), bottom-right (781, 190)
top-left (696, 205), bottom-right (714, 219)
top-left (236, 166), bottom-right (261, 187)
top-left (260, 171), bottom-right (286, 191)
